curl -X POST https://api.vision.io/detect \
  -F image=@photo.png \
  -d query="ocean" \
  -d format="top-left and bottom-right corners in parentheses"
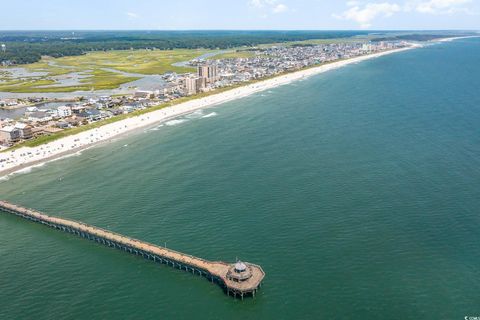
top-left (1, 38), bottom-right (480, 319)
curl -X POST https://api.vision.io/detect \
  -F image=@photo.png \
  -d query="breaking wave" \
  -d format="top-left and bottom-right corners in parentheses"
top-left (165, 119), bottom-right (188, 126)
top-left (185, 110), bottom-right (204, 119)
top-left (202, 112), bottom-right (217, 118)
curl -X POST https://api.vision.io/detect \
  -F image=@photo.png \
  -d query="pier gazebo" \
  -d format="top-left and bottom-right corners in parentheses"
top-left (0, 200), bottom-right (265, 300)
top-left (226, 261), bottom-right (253, 282)
top-left (223, 260), bottom-right (264, 299)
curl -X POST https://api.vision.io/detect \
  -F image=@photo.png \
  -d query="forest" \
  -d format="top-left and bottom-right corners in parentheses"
top-left (0, 30), bottom-right (369, 65)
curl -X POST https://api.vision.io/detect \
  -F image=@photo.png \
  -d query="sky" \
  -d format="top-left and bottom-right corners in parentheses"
top-left (0, 0), bottom-right (479, 30)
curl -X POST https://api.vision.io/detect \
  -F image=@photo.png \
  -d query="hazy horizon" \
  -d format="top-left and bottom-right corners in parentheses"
top-left (2, 0), bottom-right (479, 31)
top-left (0, 29), bottom-right (479, 31)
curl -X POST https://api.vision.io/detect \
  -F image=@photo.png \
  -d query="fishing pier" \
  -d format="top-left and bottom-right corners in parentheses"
top-left (0, 200), bottom-right (265, 299)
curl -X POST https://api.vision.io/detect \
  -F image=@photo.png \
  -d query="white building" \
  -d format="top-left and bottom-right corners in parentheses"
top-left (57, 106), bottom-right (72, 118)
top-left (0, 126), bottom-right (20, 144)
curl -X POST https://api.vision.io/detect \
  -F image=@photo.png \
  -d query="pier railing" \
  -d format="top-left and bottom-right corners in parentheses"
top-left (0, 200), bottom-right (264, 298)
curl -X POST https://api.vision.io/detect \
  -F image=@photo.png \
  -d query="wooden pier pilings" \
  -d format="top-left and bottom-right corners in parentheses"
top-left (0, 200), bottom-right (265, 299)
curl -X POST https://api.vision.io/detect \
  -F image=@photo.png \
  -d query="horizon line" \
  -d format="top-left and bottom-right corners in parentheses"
top-left (0, 29), bottom-right (479, 32)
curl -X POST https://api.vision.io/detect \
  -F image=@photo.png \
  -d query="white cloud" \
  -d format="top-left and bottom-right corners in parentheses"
top-left (413, 0), bottom-right (473, 14)
top-left (334, 0), bottom-right (476, 29)
top-left (248, 0), bottom-right (289, 14)
top-left (249, 0), bottom-right (264, 8)
top-left (334, 2), bottom-right (401, 28)
top-left (273, 4), bottom-right (289, 13)
top-left (347, 1), bottom-right (361, 6)
top-left (126, 12), bottom-right (139, 19)
top-left (248, 0), bottom-right (276, 8)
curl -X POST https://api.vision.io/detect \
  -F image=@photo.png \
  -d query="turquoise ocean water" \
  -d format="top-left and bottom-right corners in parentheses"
top-left (1, 38), bottom-right (480, 319)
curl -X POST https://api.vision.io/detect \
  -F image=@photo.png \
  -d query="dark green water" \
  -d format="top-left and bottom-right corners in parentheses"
top-left (1, 38), bottom-right (480, 319)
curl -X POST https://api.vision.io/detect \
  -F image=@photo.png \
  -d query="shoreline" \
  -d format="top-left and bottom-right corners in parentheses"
top-left (436, 35), bottom-right (480, 42)
top-left (0, 44), bottom-right (421, 178)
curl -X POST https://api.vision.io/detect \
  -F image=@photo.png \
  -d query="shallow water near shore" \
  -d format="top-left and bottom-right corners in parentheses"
top-left (1, 38), bottom-right (480, 319)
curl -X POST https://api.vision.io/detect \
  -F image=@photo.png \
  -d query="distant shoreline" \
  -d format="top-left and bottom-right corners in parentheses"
top-left (436, 35), bottom-right (480, 42)
top-left (0, 42), bottom-right (425, 178)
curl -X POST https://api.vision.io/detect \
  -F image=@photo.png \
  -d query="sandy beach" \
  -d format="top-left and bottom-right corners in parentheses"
top-left (0, 44), bottom-right (420, 178)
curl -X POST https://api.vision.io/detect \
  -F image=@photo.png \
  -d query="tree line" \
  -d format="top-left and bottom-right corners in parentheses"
top-left (0, 30), bottom-right (369, 65)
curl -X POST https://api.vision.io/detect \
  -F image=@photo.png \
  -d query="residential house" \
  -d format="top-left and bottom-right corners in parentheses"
top-left (0, 126), bottom-right (20, 144)
top-left (28, 111), bottom-right (52, 123)
top-left (134, 91), bottom-right (154, 99)
top-left (77, 109), bottom-right (103, 122)
top-left (57, 105), bottom-right (72, 118)
top-left (14, 123), bottom-right (33, 139)
top-left (56, 121), bottom-right (70, 129)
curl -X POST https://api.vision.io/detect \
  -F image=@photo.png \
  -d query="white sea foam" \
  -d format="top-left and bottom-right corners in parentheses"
top-left (165, 119), bottom-right (188, 126)
top-left (186, 109), bottom-right (204, 119)
top-left (202, 112), bottom-right (218, 118)
top-left (0, 150), bottom-right (84, 181)
top-left (52, 151), bottom-right (83, 162)
top-left (150, 124), bottom-right (164, 131)
top-left (12, 162), bottom-right (45, 175)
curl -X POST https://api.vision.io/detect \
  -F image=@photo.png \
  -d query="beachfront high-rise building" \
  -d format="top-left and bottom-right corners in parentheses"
top-left (185, 77), bottom-right (206, 95)
top-left (198, 65), bottom-right (218, 83)
top-left (185, 77), bottom-right (197, 95)
top-left (196, 77), bottom-right (206, 91)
